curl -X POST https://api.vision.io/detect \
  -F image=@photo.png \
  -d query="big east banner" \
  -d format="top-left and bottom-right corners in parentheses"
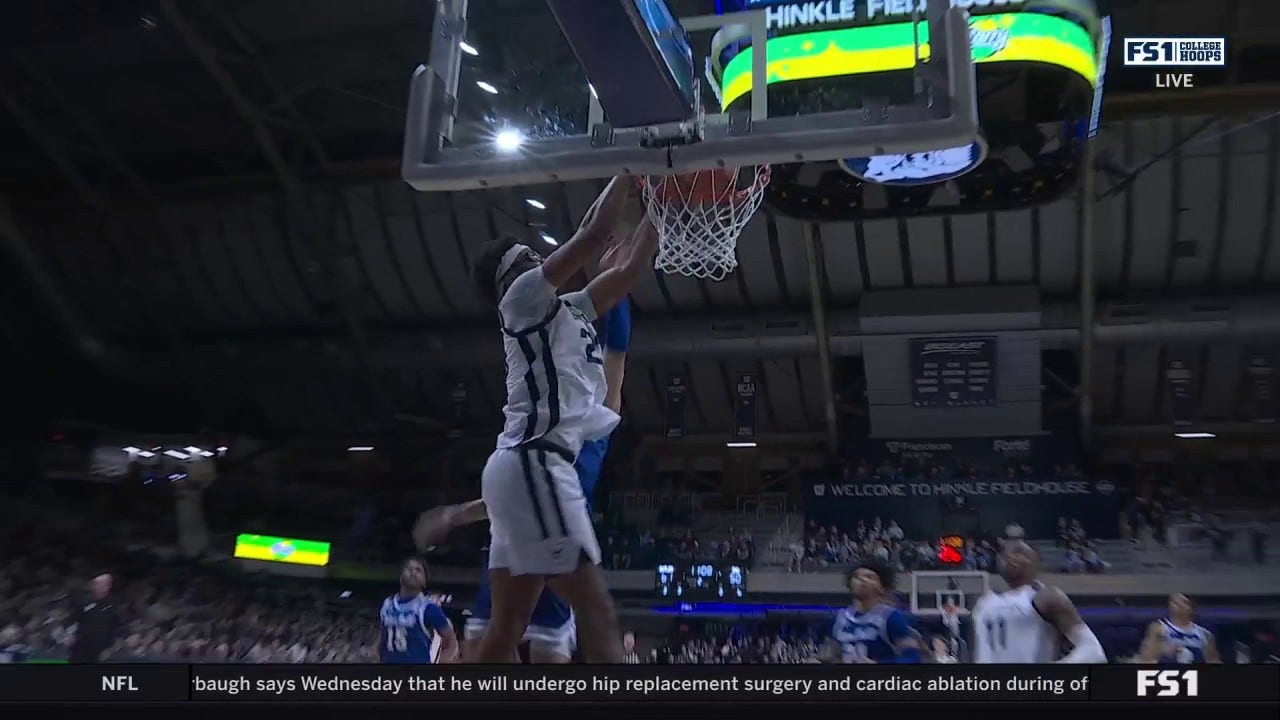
top-left (807, 478), bottom-right (1121, 539)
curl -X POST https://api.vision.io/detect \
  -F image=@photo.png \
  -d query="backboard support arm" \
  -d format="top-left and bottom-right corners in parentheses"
top-left (403, 0), bottom-right (978, 192)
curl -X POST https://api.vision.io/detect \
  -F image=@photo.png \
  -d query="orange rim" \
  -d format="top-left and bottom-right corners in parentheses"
top-left (640, 165), bottom-right (772, 203)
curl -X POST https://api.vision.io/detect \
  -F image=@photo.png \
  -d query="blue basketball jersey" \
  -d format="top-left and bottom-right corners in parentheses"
top-left (831, 603), bottom-right (914, 663)
top-left (1158, 618), bottom-right (1212, 664)
top-left (379, 593), bottom-right (450, 664)
top-left (471, 551), bottom-right (573, 629)
top-left (575, 436), bottom-right (609, 510)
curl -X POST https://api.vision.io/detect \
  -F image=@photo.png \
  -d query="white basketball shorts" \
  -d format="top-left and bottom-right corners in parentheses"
top-left (482, 445), bottom-right (601, 576)
top-left (464, 615), bottom-right (577, 659)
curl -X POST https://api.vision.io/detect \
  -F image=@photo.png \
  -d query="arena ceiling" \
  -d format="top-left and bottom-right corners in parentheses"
top-left (3, 0), bottom-right (1280, 443)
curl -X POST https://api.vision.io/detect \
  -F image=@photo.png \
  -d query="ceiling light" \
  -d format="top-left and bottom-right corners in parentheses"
top-left (476, 81), bottom-right (498, 94)
top-left (526, 198), bottom-right (546, 210)
top-left (122, 446), bottom-right (142, 454)
top-left (216, 446), bottom-right (228, 453)
top-left (494, 129), bottom-right (523, 152)
top-left (459, 41), bottom-right (478, 56)
top-left (185, 446), bottom-right (203, 454)
top-left (137, 451), bottom-right (156, 458)
top-left (199, 450), bottom-right (216, 458)
top-left (347, 446), bottom-right (375, 452)
top-left (541, 233), bottom-right (558, 246)
top-left (1174, 432), bottom-right (1216, 439)
top-left (726, 442), bottom-right (757, 448)
top-left (163, 450), bottom-right (190, 460)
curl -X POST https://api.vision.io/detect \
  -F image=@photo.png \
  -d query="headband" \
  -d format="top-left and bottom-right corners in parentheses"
top-left (494, 244), bottom-right (531, 284)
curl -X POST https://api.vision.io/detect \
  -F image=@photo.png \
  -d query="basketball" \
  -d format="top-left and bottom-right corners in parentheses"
top-left (646, 167), bottom-right (740, 204)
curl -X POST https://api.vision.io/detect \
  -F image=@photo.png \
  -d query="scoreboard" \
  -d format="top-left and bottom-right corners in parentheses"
top-left (656, 562), bottom-right (747, 600)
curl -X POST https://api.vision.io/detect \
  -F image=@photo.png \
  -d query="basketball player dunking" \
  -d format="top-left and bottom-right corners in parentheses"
top-left (822, 558), bottom-right (923, 664)
top-left (971, 540), bottom-right (1106, 663)
top-left (379, 557), bottom-right (458, 664)
top-left (1138, 593), bottom-right (1221, 663)
top-left (463, 176), bottom-right (654, 663)
top-left (414, 253), bottom-right (636, 663)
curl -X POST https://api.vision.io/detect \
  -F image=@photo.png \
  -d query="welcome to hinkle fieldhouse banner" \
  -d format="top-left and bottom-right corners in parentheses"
top-left (806, 477), bottom-right (1121, 539)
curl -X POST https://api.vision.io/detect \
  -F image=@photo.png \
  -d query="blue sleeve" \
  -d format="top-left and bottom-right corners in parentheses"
top-left (884, 610), bottom-right (922, 663)
top-left (421, 603), bottom-right (450, 632)
top-left (601, 296), bottom-right (632, 352)
top-left (885, 609), bottom-right (911, 645)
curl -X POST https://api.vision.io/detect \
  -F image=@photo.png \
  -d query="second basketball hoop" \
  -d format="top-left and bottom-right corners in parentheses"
top-left (638, 164), bottom-right (770, 282)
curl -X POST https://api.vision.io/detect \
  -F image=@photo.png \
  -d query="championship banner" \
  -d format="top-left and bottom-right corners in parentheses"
top-left (734, 372), bottom-right (758, 440)
top-left (0, 664), bottom-right (1276, 704)
top-left (909, 337), bottom-right (997, 408)
top-left (1166, 355), bottom-right (1196, 427)
top-left (1247, 351), bottom-right (1277, 424)
top-left (806, 477), bottom-right (1121, 540)
top-left (664, 373), bottom-right (688, 440)
top-left (450, 381), bottom-right (468, 437)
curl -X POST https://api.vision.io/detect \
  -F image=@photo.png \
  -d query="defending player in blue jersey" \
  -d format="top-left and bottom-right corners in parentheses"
top-left (413, 275), bottom-right (633, 664)
top-left (822, 558), bottom-right (923, 664)
top-left (1139, 593), bottom-right (1221, 663)
top-left (379, 557), bottom-right (458, 664)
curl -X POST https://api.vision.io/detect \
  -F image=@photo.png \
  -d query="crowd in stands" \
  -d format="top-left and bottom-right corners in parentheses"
top-left (649, 623), bottom-right (825, 664)
top-left (1058, 516), bottom-right (1110, 574)
top-left (0, 519), bottom-right (378, 664)
top-left (792, 517), bottom-right (1001, 575)
top-left (597, 524), bottom-right (756, 571)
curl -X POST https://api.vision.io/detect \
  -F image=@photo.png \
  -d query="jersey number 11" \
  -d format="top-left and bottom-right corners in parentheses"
top-left (985, 617), bottom-right (1007, 652)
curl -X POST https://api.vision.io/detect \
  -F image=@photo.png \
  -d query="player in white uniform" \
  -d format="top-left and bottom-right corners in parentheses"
top-left (1138, 593), bottom-right (1221, 663)
top-left (972, 540), bottom-right (1106, 663)
top-left (413, 243), bottom-right (638, 664)
top-left (464, 176), bottom-right (656, 663)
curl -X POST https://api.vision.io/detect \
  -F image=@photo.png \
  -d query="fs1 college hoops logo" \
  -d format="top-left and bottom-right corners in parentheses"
top-left (1137, 669), bottom-right (1199, 697)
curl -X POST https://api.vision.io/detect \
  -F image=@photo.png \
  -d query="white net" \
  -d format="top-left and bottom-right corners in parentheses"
top-left (909, 570), bottom-right (991, 617)
top-left (639, 165), bottom-right (771, 281)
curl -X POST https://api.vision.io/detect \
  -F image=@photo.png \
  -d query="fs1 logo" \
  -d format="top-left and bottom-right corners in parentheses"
top-left (1124, 38), bottom-right (1226, 66)
top-left (1137, 669), bottom-right (1199, 697)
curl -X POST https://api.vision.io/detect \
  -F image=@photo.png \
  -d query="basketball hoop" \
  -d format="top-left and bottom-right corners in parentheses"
top-left (639, 164), bottom-right (770, 281)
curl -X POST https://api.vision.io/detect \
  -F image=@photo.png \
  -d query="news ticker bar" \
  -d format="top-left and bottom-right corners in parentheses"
top-left (0, 665), bottom-right (1277, 703)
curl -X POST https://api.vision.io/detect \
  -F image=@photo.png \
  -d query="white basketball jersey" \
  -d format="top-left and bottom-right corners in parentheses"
top-left (1158, 618), bottom-right (1211, 663)
top-left (972, 583), bottom-right (1060, 663)
top-left (496, 268), bottom-right (620, 456)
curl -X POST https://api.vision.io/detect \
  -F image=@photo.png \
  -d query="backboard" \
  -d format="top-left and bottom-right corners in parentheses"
top-left (402, 0), bottom-right (979, 192)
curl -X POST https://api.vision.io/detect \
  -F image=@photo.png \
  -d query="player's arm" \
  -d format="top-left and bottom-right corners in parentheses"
top-left (1204, 631), bottom-right (1222, 663)
top-left (601, 296), bottom-right (632, 414)
top-left (579, 218), bottom-right (658, 319)
top-left (970, 600), bottom-right (987, 663)
top-left (819, 613), bottom-right (849, 663)
top-left (540, 176), bottom-right (634, 289)
top-left (884, 609), bottom-right (923, 664)
top-left (412, 499), bottom-right (487, 550)
top-left (1033, 587), bottom-right (1106, 663)
top-left (423, 604), bottom-right (459, 663)
top-left (1137, 622), bottom-right (1166, 663)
